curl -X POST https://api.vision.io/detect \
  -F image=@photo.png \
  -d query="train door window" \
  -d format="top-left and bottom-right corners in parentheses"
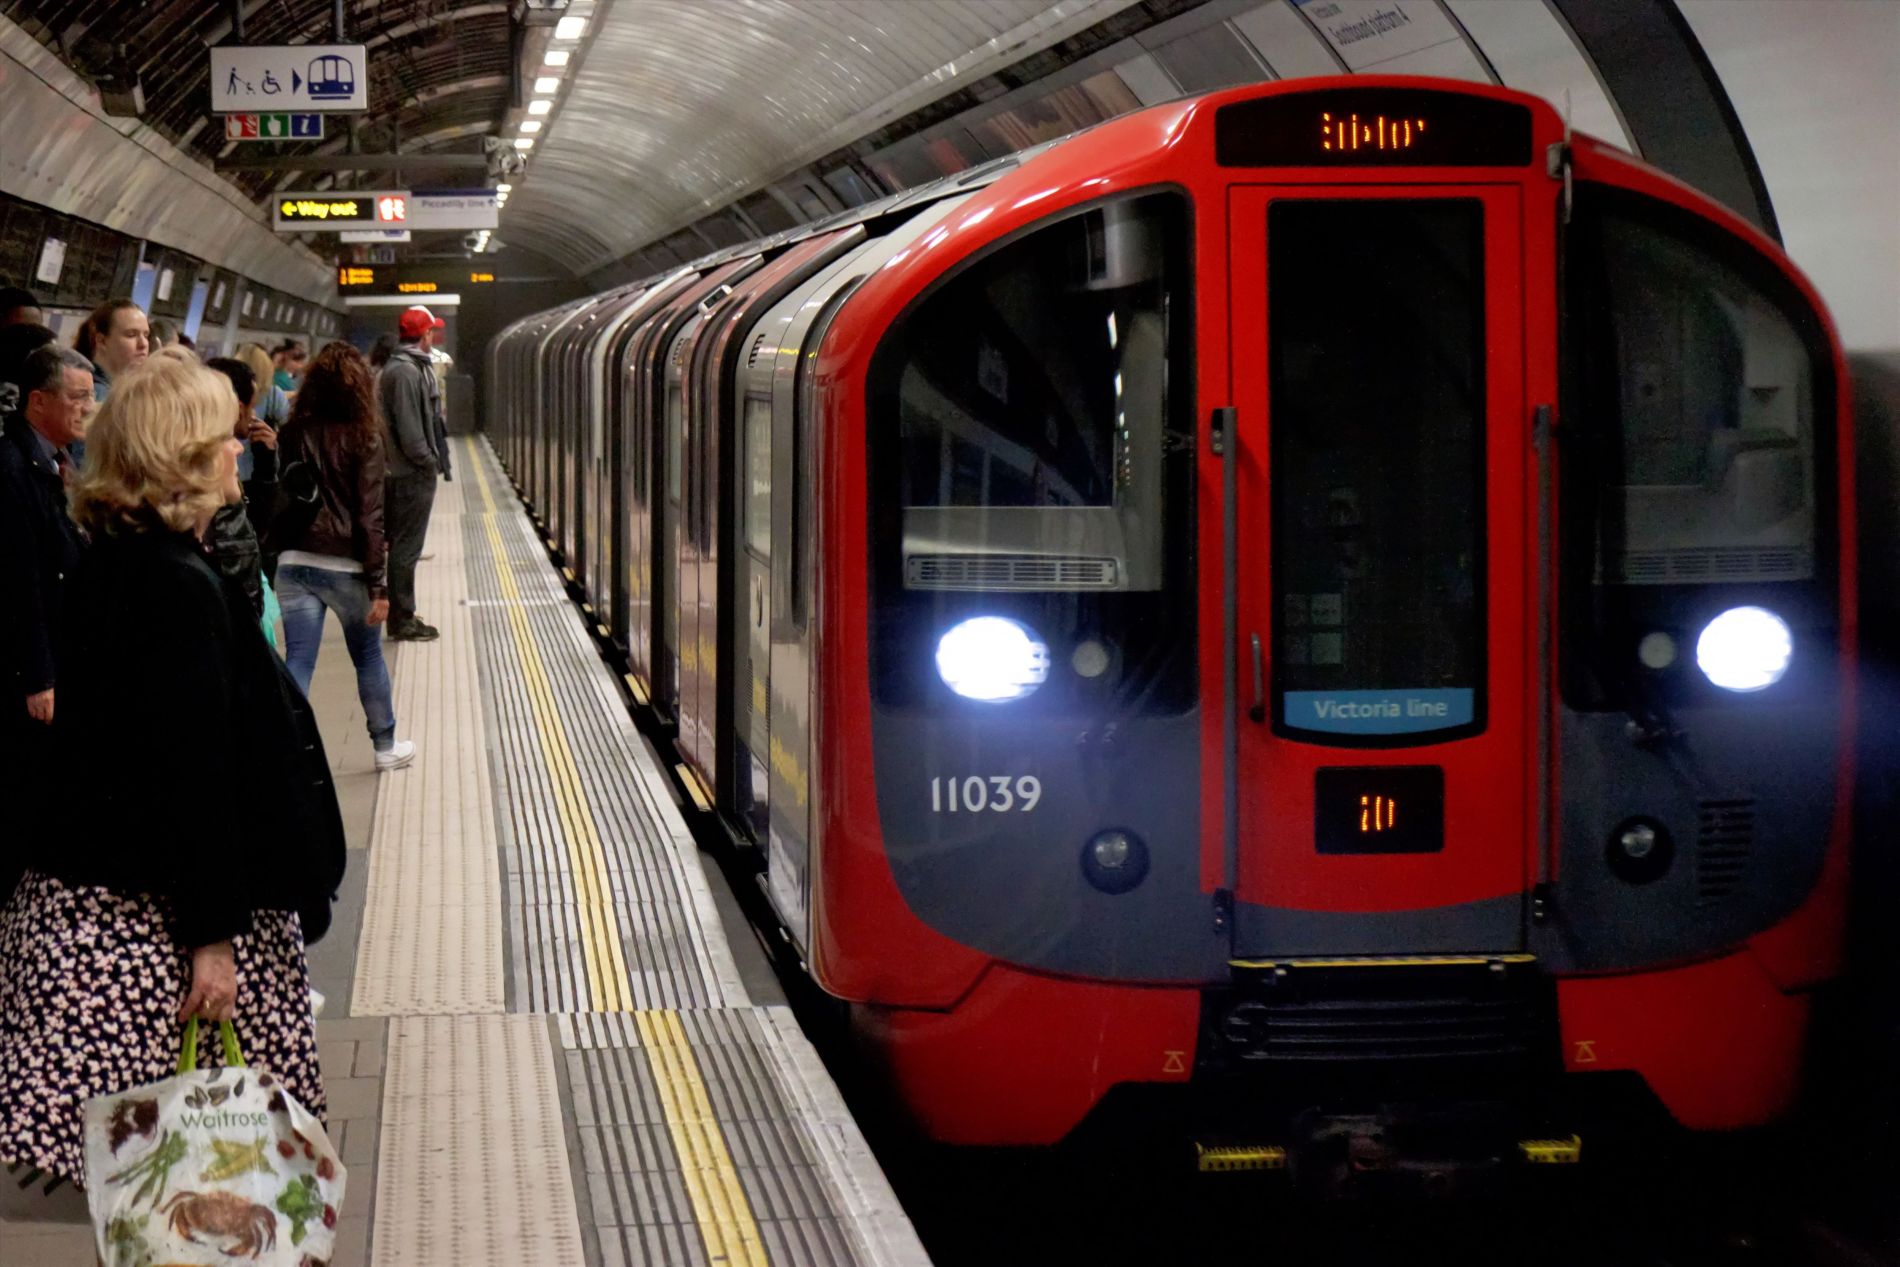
top-left (744, 395), bottom-right (772, 559)
top-left (865, 191), bottom-right (1195, 712)
top-left (1268, 199), bottom-right (1486, 741)
top-left (1561, 186), bottom-right (1833, 708)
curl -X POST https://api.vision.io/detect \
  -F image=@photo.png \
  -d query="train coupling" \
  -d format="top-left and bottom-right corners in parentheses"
top-left (1196, 1105), bottom-right (1581, 1195)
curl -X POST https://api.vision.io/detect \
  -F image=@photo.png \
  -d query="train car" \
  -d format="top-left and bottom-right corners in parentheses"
top-left (491, 75), bottom-right (1853, 1176)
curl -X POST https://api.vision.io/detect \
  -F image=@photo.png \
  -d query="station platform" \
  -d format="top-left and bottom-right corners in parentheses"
top-left (0, 437), bottom-right (925, 1267)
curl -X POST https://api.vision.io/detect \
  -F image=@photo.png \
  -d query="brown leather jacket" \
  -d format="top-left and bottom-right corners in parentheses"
top-left (276, 418), bottom-right (389, 597)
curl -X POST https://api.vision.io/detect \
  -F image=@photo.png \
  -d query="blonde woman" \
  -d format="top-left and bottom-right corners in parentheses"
top-left (0, 348), bottom-right (344, 1189)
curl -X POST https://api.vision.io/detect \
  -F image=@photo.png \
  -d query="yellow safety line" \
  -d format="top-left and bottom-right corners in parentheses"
top-left (635, 1009), bottom-right (768, 1267)
top-left (470, 446), bottom-right (634, 1011)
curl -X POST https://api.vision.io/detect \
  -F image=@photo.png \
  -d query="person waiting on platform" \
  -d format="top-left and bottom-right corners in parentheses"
top-left (201, 353), bottom-right (280, 644)
top-left (0, 350), bottom-right (344, 1191)
top-left (0, 345), bottom-right (90, 901)
top-left (378, 305), bottom-right (449, 642)
top-left (74, 298), bottom-right (150, 405)
top-left (268, 340), bottom-right (416, 772)
top-left (0, 287), bottom-right (43, 328)
top-left (0, 322), bottom-right (56, 420)
top-left (236, 342), bottom-right (290, 516)
top-left (270, 340), bottom-right (307, 396)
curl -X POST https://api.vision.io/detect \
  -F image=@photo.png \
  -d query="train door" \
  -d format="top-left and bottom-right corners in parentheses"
top-left (1226, 185), bottom-right (1530, 958)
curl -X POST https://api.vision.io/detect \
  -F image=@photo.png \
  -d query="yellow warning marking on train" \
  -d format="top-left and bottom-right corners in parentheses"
top-left (563, 566), bottom-right (576, 582)
top-left (581, 602), bottom-right (594, 615)
top-left (472, 450), bottom-right (633, 1011)
top-left (636, 1010), bottom-right (768, 1267)
top-left (1519, 1135), bottom-right (1583, 1164)
top-left (624, 672), bottom-right (649, 705)
top-left (597, 623), bottom-right (611, 639)
top-left (1196, 1144), bottom-right (1287, 1173)
top-left (677, 764), bottom-right (713, 813)
top-left (1230, 954), bottom-right (1538, 970)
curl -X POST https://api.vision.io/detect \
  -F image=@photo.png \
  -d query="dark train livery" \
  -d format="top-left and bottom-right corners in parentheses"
top-left (491, 76), bottom-right (1854, 1165)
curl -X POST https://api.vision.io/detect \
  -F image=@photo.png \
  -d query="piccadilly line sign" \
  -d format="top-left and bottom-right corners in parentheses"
top-left (272, 191), bottom-right (499, 233)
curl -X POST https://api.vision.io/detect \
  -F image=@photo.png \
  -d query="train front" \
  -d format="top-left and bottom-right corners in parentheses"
top-left (810, 77), bottom-right (1854, 1174)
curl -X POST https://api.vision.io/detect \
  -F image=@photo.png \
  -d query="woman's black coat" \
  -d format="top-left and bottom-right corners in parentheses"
top-left (37, 528), bottom-right (346, 947)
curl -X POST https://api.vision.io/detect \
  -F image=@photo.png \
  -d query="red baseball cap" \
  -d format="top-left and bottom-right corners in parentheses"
top-left (398, 305), bottom-right (446, 338)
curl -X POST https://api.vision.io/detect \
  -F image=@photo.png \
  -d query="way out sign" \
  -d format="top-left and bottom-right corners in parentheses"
top-left (210, 44), bottom-right (368, 113)
top-left (224, 113), bottom-right (323, 141)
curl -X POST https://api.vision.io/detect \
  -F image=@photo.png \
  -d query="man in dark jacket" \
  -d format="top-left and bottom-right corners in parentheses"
top-left (377, 305), bottom-right (447, 641)
top-left (0, 345), bottom-right (90, 896)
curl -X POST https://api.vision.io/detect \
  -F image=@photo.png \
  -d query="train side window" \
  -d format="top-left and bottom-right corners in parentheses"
top-left (743, 395), bottom-right (772, 559)
top-left (791, 281), bottom-right (862, 631)
top-left (1561, 185), bottom-right (1835, 708)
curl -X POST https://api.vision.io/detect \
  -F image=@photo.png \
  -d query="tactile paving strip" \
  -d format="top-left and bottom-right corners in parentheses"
top-left (374, 1014), bottom-right (587, 1266)
top-left (560, 1010), bottom-right (928, 1267)
top-left (352, 472), bottom-right (508, 1015)
top-left (464, 442), bottom-right (746, 1013)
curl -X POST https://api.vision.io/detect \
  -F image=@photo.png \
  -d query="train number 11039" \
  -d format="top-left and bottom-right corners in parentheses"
top-left (930, 775), bottom-right (1042, 813)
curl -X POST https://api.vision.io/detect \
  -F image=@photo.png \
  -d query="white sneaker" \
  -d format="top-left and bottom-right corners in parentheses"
top-left (375, 739), bottom-right (417, 771)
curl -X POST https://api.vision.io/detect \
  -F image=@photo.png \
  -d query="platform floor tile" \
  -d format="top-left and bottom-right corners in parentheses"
top-left (374, 1014), bottom-right (587, 1267)
top-left (351, 473), bottom-right (508, 1015)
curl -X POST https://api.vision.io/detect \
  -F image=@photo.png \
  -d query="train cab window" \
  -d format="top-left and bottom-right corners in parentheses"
top-left (866, 191), bottom-right (1196, 712)
top-left (1561, 187), bottom-right (1833, 708)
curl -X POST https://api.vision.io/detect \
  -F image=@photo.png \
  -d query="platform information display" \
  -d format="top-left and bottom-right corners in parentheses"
top-left (211, 44), bottom-right (368, 113)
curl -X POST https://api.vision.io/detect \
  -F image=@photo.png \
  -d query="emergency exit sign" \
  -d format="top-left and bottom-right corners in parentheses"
top-left (225, 112), bottom-right (323, 141)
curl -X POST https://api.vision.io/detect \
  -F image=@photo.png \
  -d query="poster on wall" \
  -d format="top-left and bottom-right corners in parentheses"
top-left (157, 267), bottom-right (176, 302)
top-left (35, 236), bottom-right (65, 286)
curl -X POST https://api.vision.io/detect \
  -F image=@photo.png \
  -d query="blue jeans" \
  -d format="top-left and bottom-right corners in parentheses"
top-left (276, 565), bottom-right (397, 750)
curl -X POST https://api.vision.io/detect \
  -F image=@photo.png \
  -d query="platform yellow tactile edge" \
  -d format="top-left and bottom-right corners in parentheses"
top-left (470, 451), bottom-right (634, 1012)
top-left (635, 1009), bottom-right (768, 1267)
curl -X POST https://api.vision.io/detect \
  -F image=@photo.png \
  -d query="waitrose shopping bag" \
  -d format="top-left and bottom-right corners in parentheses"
top-left (83, 1018), bottom-right (348, 1267)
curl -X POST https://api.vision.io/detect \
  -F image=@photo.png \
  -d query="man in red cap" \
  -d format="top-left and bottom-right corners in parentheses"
top-left (376, 305), bottom-right (450, 641)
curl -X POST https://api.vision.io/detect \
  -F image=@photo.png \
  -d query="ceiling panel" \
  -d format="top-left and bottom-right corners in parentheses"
top-left (503, 0), bottom-right (1143, 273)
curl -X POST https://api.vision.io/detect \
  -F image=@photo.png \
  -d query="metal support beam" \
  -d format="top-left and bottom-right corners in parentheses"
top-left (216, 153), bottom-right (489, 173)
top-left (231, 0), bottom-right (245, 41)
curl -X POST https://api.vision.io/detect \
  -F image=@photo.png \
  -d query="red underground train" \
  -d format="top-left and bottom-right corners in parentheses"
top-left (491, 75), bottom-right (1854, 1174)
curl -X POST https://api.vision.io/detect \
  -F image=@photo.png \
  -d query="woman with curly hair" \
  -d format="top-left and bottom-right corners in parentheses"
top-left (268, 340), bottom-right (415, 770)
top-left (0, 348), bottom-right (344, 1188)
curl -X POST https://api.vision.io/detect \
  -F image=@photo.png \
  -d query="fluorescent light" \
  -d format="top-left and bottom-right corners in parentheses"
top-left (514, 137), bottom-right (535, 150)
top-left (520, 120), bottom-right (542, 133)
top-left (544, 49), bottom-right (571, 67)
top-left (495, 183), bottom-right (511, 193)
top-left (554, 15), bottom-right (587, 39)
top-left (533, 76), bottom-right (561, 94)
top-left (528, 98), bottom-right (553, 115)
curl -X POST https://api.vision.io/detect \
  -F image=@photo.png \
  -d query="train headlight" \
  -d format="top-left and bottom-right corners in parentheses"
top-left (1082, 829), bottom-right (1149, 894)
top-left (935, 617), bottom-right (1050, 703)
top-left (1694, 606), bottom-right (1792, 692)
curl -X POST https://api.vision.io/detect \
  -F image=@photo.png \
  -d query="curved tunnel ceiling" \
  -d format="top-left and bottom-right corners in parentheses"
top-left (0, 0), bottom-right (516, 197)
top-left (505, 0), bottom-right (1143, 274)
